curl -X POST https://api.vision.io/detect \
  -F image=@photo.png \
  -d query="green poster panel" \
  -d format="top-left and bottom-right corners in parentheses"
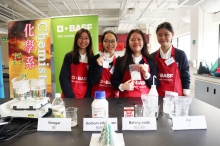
top-left (51, 15), bottom-right (98, 94)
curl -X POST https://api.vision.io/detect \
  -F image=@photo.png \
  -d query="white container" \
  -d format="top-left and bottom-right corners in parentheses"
top-left (147, 76), bottom-right (158, 117)
top-left (92, 91), bottom-right (108, 118)
top-left (52, 93), bottom-right (66, 118)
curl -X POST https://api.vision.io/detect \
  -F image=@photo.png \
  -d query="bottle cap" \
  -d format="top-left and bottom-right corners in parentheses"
top-left (55, 93), bottom-right (61, 98)
top-left (94, 91), bottom-right (106, 99)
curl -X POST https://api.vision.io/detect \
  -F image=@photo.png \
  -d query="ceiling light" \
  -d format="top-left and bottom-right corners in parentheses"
top-left (118, 20), bottom-right (137, 30)
top-left (63, 2), bottom-right (71, 12)
top-left (127, 8), bottom-right (135, 14)
top-left (178, 0), bottom-right (205, 7)
top-left (46, 0), bottom-right (63, 16)
top-left (72, 0), bottom-right (82, 15)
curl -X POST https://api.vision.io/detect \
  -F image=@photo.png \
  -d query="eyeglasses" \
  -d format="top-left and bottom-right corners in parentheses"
top-left (103, 40), bottom-right (117, 44)
top-left (78, 37), bottom-right (90, 41)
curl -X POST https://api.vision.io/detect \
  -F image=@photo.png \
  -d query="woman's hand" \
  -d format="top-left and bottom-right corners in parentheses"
top-left (121, 79), bottom-right (134, 91)
top-left (96, 56), bottom-right (104, 66)
top-left (139, 64), bottom-right (149, 78)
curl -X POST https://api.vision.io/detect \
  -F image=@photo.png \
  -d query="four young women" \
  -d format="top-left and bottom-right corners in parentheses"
top-left (59, 21), bottom-right (190, 98)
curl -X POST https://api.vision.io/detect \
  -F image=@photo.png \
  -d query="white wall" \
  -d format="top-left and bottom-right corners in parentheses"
top-left (202, 12), bottom-right (219, 63)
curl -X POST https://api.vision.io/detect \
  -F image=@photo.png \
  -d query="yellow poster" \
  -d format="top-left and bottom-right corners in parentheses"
top-left (8, 19), bottom-right (52, 98)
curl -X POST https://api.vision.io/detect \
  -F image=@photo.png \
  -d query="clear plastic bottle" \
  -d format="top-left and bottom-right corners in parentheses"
top-left (92, 91), bottom-right (108, 118)
top-left (52, 93), bottom-right (66, 118)
top-left (147, 75), bottom-right (158, 117)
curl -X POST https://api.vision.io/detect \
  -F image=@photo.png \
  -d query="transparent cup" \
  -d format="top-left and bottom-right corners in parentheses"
top-left (141, 94), bottom-right (158, 117)
top-left (163, 97), bottom-right (172, 114)
top-left (134, 104), bottom-right (143, 117)
top-left (169, 96), bottom-right (192, 117)
top-left (30, 78), bottom-right (46, 100)
top-left (66, 107), bottom-right (78, 127)
top-left (12, 77), bottom-right (30, 101)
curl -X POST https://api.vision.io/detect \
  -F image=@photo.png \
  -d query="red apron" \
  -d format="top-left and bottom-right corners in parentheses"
top-left (119, 56), bottom-right (150, 98)
top-left (91, 55), bottom-right (119, 98)
top-left (62, 62), bottom-right (88, 98)
top-left (155, 46), bottom-right (183, 97)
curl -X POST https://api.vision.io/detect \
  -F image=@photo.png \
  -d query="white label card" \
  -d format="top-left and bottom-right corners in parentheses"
top-left (122, 117), bottom-right (157, 130)
top-left (37, 118), bottom-right (71, 131)
top-left (130, 71), bottom-right (141, 80)
top-left (165, 57), bottom-right (175, 66)
top-left (83, 118), bottom-right (118, 131)
top-left (172, 116), bottom-right (207, 130)
top-left (103, 61), bottom-right (109, 68)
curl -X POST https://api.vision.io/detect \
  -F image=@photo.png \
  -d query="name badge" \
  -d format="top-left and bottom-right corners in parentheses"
top-left (165, 57), bottom-right (175, 66)
top-left (83, 118), bottom-right (118, 131)
top-left (37, 118), bottom-right (71, 131)
top-left (172, 116), bottom-right (207, 130)
top-left (122, 117), bottom-right (157, 130)
top-left (103, 61), bottom-right (109, 68)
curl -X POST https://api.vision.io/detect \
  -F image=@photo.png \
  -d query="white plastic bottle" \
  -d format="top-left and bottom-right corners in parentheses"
top-left (52, 93), bottom-right (66, 118)
top-left (92, 91), bottom-right (108, 118)
top-left (148, 75), bottom-right (159, 117)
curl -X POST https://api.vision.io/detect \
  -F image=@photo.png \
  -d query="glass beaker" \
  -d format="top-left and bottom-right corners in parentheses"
top-left (163, 97), bottom-right (172, 114)
top-left (12, 77), bottom-right (30, 101)
top-left (169, 96), bottom-right (192, 117)
top-left (66, 107), bottom-right (78, 127)
top-left (30, 78), bottom-right (46, 100)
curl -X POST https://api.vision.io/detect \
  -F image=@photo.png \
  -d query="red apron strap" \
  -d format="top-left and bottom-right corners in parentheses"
top-left (113, 55), bottom-right (117, 66)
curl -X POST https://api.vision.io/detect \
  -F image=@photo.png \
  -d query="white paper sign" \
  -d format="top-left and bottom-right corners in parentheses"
top-left (37, 118), bottom-right (71, 131)
top-left (172, 116), bottom-right (207, 130)
top-left (83, 118), bottom-right (118, 131)
top-left (90, 133), bottom-right (125, 146)
top-left (122, 117), bottom-right (157, 130)
top-left (165, 57), bottom-right (175, 66)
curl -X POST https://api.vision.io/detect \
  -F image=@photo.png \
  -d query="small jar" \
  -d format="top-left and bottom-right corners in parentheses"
top-left (163, 97), bottom-right (171, 114)
top-left (92, 91), bottom-right (108, 118)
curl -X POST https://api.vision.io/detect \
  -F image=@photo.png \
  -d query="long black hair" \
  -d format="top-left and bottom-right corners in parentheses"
top-left (101, 30), bottom-right (118, 52)
top-left (156, 22), bottom-right (174, 33)
top-left (119, 29), bottom-right (154, 73)
top-left (72, 28), bottom-right (94, 64)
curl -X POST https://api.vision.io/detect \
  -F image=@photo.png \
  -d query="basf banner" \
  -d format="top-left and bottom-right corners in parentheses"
top-left (8, 19), bottom-right (52, 98)
top-left (51, 15), bottom-right (98, 94)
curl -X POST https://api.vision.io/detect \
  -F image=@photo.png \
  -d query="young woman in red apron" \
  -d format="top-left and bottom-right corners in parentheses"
top-left (88, 30), bottom-right (119, 98)
top-left (59, 28), bottom-right (94, 98)
top-left (151, 22), bottom-right (190, 97)
top-left (111, 29), bottom-right (158, 98)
